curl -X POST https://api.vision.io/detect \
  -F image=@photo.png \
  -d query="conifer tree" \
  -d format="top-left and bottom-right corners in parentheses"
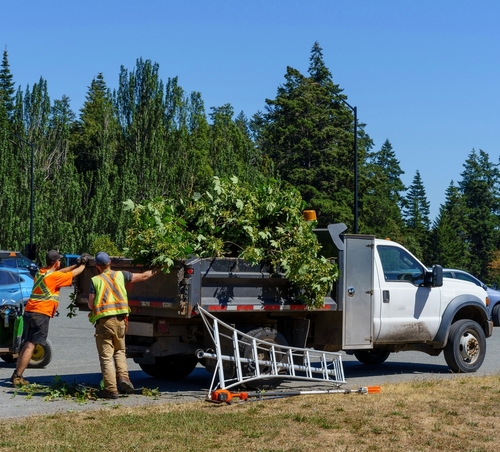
top-left (258, 41), bottom-right (370, 227)
top-left (458, 149), bottom-right (500, 280)
top-left (402, 170), bottom-right (431, 261)
top-left (362, 139), bottom-right (405, 239)
top-left (74, 73), bottom-right (120, 250)
top-left (430, 182), bottom-right (470, 268)
top-left (0, 50), bottom-right (15, 118)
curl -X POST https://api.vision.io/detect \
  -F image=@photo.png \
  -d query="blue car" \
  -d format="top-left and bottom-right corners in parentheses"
top-left (0, 250), bottom-right (38, 277)
top-left (442, 268), bottom-right (500, 326)
top-left (0, 267), bottom-right (34, 307)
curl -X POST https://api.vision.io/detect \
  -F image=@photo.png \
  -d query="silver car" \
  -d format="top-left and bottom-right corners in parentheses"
top-left (443, 268), bottom-right (500, 326)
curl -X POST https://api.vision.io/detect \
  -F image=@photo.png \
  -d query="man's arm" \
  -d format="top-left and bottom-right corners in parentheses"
top-left (130, 269), bottom-right (156, 283)
top-left (58, 264), bottom-right (86, 277)
top-left (87, 293), bottom-right (95, 311)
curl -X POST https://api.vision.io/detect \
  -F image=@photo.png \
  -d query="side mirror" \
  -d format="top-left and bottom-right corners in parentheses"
top-left (432, 265), bottom-right (443, 287)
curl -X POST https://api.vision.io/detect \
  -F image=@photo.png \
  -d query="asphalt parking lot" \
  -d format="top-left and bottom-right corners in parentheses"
top-left (1, 288), bottom-right (499, 419)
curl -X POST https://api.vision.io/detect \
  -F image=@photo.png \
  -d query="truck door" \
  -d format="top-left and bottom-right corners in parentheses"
top-left (374, 244), bottom-right (441, 343)
top-left (342, 235), bottom-right (374, 349)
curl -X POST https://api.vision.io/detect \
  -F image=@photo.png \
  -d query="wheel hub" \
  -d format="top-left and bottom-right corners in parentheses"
top-left (459, 332), bottom-right (479, 362)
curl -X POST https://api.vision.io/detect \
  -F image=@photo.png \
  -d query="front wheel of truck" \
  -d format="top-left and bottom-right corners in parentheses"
top-left (139, 356), bottom-right (198, 379)
top-left (353, 349), bottom-right (390, 366)
top-left (444, 319), bottom-right (486, 373)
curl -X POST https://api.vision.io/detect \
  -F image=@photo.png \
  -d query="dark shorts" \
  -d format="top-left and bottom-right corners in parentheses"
top-left (22, 312), bottom-right (50, 346)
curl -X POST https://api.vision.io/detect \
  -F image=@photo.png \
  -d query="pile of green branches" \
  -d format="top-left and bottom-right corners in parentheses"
top-left (124, 176), bottom-right (338, 308)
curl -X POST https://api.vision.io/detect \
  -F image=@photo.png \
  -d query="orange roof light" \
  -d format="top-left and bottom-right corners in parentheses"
top-left (303, 210), bottom-right (317, 222)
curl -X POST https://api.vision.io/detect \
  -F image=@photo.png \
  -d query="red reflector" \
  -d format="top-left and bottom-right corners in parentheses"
top-left (236, 305), bottom-right (253, 311)
top-left (186, 267), bottom-right (194, 275)
top-left (208, 306), bottom-right (227, 311)
top-left (157, 320), bottom-right (168, 333)
top-left (263, 305), bottom-right (281, 311)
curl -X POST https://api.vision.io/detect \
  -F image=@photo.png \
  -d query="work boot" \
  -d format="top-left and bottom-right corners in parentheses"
top-left (96, 389), bottom-right (119, 399)
top-left (10, 373), bottom-right (30, 387)
top-left (118, 377), bottom-right (135, 394)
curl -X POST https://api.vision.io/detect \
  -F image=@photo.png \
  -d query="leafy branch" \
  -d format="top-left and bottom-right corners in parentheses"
top-left (124, 176), bottom-right (338, 307)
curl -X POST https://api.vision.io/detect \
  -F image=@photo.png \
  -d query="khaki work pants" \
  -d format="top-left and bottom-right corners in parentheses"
top-left (94, 316), bottom-right (130, 393)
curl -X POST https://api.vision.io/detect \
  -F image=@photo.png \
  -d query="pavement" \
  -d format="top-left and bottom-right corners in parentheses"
top-left (2, 287), bottom-right (499, 419)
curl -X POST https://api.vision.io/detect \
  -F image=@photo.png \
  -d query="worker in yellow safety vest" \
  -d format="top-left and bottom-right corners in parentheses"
top-left (88, 251), bottom-right (156, 399)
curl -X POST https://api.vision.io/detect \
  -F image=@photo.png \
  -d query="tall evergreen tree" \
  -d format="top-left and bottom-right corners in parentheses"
top-left (0, 50), bottom-right (15, 118)
top-left (402, 170), bottom-right (431, 261)
top-left (430, 182), bottom-right (470, 268)
top-left (362, 139), bottom-right (405, 239)
top-left (458, 149), bottom-right (500, 280)
top-left (75, 73), bottom-right (120, 250)
top-left (258, 41), bottom-right (371, 227)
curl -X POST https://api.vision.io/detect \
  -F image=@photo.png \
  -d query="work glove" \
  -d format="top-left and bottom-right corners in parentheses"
top-left (76, 253), bottom-right (92, 267)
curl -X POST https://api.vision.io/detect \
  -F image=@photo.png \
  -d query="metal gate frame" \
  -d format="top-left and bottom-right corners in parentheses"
top-left (196, 306), bottom-right (345, 396)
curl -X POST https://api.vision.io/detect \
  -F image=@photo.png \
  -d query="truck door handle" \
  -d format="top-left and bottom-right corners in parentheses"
top-left (383, 290), bottom-right (390, 303)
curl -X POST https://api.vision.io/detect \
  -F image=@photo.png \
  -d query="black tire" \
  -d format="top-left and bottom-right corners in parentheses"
top-left (354, 348), bottom-right (391, 366)
top-left (1, 354), bottom-right (17, 363)
top-left (28, 339), bottom-right (53, 368)
top-left (239, 327), bottom-right (288, 390)
top-left (492, 304), bottom-right (500, 327)
top-left (139, 356), bottom-right (198, 379)
top-left (444, 319), bottom-right (486, 373)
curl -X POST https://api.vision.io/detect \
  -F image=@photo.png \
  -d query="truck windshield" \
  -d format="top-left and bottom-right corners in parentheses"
top-left (377, 245), bottom-right (424, 285)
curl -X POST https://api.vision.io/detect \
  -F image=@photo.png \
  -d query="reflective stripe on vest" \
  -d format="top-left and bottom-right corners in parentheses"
top-left (30, 268), bottom-right (59, 304)
top-left (89, 270), bottom-right (130, 323)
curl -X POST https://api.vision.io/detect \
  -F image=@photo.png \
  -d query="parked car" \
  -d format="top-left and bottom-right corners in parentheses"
top-left (0, 267), bottom-right (34, 306)
top-left (0, 250), bottom-right (38, 277)
top-left (442, 268), bottom-right (500, 326)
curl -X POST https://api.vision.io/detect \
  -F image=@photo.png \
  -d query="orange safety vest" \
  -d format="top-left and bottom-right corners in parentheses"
top-left (89, 270), bottom-right (130, 323)
top-left (25, 268), bottom-right (59, 317)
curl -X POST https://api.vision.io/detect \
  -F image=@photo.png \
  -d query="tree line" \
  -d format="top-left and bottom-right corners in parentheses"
top-left (1, 42), bottom-right (499, 285)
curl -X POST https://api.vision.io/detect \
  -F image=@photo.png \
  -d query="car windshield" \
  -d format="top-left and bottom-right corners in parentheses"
top-left (0, 258), bottom-right (18, 268)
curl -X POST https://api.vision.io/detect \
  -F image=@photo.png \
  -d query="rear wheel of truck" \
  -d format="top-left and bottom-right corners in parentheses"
top-left (239, 327), bottom-right (288, 390)
top-left (28, 339), bottom-right (53, 368)
top-left (353, 348), bottom-right (390, 366)
top-left (444, 319), bottom-right (486, 373)
top-left (139, 356), bottom-right (198, 379)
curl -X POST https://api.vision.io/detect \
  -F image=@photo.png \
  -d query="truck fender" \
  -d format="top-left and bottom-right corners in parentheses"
top-left (432, 295), bottom-right (491, 347)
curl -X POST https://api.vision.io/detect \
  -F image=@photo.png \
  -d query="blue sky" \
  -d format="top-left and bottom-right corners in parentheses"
top-left (4, 1), bottom-right (500, 222)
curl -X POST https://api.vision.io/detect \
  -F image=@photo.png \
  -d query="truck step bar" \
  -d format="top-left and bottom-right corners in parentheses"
top-left (196, 306), bottom-right (346, 396)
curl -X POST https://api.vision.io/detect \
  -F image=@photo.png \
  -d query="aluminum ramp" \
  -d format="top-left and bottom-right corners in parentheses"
top-left (196, 306), bottom-right (345, 396)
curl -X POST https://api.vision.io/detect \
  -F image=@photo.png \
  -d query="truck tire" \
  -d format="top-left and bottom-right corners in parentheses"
top-left (492, 304), bottom-right (500, 327)
top-left (28, 339), bottom-right (53, 368)
top-left (239, 327), bottom-right (288, 390)
top-left (353, 349), bottom-right (390, 366)
top-left (444, 319), bottom-right (486, 373)
top-left (139, 356), bottom-right (198, 379)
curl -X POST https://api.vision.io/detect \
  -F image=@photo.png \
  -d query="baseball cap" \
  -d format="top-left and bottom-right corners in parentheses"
top-left (46, 250), bottom-right (63, 265)
top-left (95, 251), bottom-right (111, 266)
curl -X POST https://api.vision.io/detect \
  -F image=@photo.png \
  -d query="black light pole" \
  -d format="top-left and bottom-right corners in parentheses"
top-left (337, 98), bottom-right (358, 234)
top-left (0, 127), bottom-right (35, 256)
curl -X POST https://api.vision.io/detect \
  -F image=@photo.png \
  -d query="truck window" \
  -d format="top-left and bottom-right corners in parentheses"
top-left (377, 245), bottom-right (424, 285)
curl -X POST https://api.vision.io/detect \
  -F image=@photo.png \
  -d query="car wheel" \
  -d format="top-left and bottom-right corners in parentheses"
top-left (492, 304), bottom-right (500, 327)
